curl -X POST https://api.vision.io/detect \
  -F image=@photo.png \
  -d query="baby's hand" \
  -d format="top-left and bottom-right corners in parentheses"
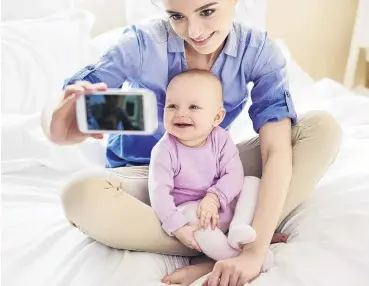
top-left (173, 225), bottom-right (202, 252)
top-left (197, 193), bottom-right (220, 230)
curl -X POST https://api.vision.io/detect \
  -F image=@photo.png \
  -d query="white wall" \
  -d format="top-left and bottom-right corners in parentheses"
top-left (79, 0), bottom-right (361, 84)
top-left (267, 0), bottom-right (359, 83)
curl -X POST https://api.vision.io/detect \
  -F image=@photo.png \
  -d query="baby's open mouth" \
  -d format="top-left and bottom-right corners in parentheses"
top-left (174, 123), bottom-right (193, 128)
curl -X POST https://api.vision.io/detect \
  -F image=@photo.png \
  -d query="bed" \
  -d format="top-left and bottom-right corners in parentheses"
top-left (2, 1), bottom-right (369, 286)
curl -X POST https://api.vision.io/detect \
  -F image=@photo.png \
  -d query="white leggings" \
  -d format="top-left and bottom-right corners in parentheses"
top-left (179, 176), bottom-right (273, 271)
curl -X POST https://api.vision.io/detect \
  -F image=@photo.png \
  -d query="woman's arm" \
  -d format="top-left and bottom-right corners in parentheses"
top-left (206, 32), bottom-right (297, 286)
top-left (243, 117), bottom-right (292, 255)
top-left (243, 33), bottom-right (295, 255)
top-left (42, 26), bottom-right (144, 144)
top-left (206, 119), bottom-right (293, 286)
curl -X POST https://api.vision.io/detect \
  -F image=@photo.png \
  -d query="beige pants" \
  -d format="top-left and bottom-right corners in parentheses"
top-left (61, 111), bottom-right (342, 256)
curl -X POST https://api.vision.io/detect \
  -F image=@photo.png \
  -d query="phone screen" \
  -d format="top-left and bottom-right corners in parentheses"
top-left (85, 93), bottom-right (145, 131)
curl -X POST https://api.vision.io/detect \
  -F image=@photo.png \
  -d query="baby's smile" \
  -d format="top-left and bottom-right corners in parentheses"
top-left (174, 123), bottom-right (194, 128)
top-left (173, 118), bottom-right (194, 128)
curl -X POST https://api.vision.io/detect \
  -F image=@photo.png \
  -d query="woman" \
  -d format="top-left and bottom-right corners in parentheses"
top-left (46, 0), bottom-right (342, 285)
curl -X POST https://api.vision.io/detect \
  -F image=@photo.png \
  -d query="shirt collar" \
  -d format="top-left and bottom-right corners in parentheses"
top-left (167, 22), bottom-right (185, 53)
top-left (167, 21), bottom-right (239, 57)
top-left (223, 22), bottom-right (238, 57)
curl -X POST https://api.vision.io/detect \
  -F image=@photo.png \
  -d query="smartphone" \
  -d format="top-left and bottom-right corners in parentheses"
top-left (76, 88), bottom-right (158, 135)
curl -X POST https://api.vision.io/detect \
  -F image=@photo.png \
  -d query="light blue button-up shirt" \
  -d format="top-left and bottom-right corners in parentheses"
top-left (64, 19), bottom-right (297, 167)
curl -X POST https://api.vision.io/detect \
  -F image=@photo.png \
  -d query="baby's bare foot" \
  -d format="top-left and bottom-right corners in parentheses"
top-left (161, 263), bottom-right (212, 286)
top-left (227, 224), bottom-right (257, 250)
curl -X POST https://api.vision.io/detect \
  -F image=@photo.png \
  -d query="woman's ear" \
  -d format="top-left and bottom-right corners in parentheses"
top-left (213, 107), bottom-right (226, 127)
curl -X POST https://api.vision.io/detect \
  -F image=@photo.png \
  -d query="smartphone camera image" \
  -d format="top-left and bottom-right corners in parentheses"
top-left (77, 89), bottom-right (158, 135)
top-left (85, 94), bottom-right (144, 131)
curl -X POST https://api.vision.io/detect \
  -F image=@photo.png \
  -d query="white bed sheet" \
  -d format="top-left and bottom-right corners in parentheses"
top-left (1, 168), bottom-right (189, 286)
top-left (2, 78), bottom-right (369, 286)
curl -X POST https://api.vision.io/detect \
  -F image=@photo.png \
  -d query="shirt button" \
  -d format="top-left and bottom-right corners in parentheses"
top-left (285, 91), bottom-right (291, 97)
top-left (86, 65), bottom-right (95, 71)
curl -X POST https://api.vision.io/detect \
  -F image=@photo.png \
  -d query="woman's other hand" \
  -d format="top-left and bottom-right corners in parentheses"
top-left (202, 245), bottom-right (265, 286)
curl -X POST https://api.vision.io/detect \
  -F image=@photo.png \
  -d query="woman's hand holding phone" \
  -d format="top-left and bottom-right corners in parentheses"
top-left (50, 81), bottom-right (107, 145)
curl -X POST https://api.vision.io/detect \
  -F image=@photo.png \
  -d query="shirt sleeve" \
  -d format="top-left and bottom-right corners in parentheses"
top-left (248, 32), bottom-right (297, 133)
top-left (148, 143), bottom-right (189, 236)
top-left (62, 26), bottom-right (143, 89)
top-left (207, 132), bottom-right (244, 213)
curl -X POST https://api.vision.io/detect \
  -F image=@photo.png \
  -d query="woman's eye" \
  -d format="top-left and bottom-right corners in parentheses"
top-left (200, 9), bottom-right (215, 17)
top-left (170, 14), bottom-right (184, 21)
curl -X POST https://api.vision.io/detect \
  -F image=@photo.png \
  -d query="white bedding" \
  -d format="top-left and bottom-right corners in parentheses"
top-left (2, 78), bottom-right (369, 286)
top-left (7, 1), bottom-right (368, 286)
top-left (1, 168), bottom-right (188, 286)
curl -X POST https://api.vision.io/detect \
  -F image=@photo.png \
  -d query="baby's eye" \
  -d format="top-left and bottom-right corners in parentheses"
top-left (189, 105), bottom-right (200, 110)
top-left (166, 104), bottom-right (177, 109)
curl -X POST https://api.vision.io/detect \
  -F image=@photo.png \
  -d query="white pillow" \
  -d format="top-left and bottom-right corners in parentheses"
top-left (2, 0), bottom-right (75, 21)
top-left (1, 113), bottom-right (107, 174)
top-left (1, 10), bottom-right (94, 115)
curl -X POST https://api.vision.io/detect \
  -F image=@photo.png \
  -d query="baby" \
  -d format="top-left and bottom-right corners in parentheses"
top-left (148, 70), bottom-right (273, 270)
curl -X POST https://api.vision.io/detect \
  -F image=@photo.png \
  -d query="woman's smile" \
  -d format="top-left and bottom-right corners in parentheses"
top-left (191, 32), bottom-right (216, 46)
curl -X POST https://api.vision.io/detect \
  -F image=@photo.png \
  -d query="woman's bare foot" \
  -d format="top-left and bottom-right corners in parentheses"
top-left (161, 262), bottom-right (213, 286)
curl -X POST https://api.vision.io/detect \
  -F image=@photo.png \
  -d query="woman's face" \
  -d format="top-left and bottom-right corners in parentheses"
top-left (163, 0), bottom-right (236, 55)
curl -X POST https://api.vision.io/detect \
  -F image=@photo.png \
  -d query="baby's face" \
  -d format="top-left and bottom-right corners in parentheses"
top-left (164, 74), bottom-right (224, 145)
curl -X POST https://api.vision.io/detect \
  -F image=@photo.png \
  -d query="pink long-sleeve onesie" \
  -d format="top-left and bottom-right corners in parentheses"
top-left (148, 127), bottom-right (274, 269)
top-left (148, 126), bottom-right (244, 236)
